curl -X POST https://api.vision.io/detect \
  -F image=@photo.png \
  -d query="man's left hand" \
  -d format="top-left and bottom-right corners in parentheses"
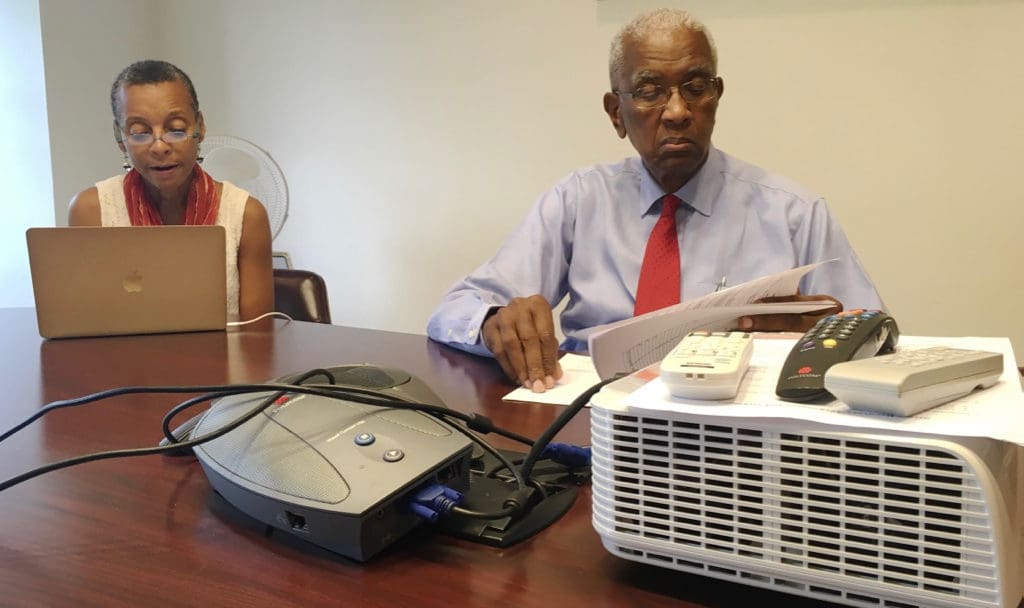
top-left (736, 294), bottom-right (843, 333)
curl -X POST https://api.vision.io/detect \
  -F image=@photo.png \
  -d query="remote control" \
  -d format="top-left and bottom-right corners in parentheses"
top-left (824, 346), bottom-right (1004, 417)
top-left (776, 309), bottom-right (899, 402)
top-left (660, 331), bottom-right (753, 400)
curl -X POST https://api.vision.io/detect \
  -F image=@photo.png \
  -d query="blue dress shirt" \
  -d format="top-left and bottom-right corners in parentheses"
top-left (427, 147), bottom-right (884, 356)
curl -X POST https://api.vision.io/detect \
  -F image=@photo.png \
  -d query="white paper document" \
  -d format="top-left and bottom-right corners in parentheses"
top-left (624, 335), bottom-right (1024, 447)
top-left (502, 353), bottom-right (602, 405)
top-left (587, 261), bottom-right (836, 380)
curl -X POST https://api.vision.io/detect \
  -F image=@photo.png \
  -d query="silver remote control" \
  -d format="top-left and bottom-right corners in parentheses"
top-left (823, 346), bottom-right (1003, 416)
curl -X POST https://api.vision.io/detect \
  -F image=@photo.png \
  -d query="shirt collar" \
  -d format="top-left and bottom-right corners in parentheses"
top-left (638, 145), bottom-right (723, 218)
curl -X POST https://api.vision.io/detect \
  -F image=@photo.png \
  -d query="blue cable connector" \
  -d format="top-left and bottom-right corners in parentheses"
top-left (540, 443), bottom-right (591, 468)
top-left (409, 484), bottom-right (464, 522)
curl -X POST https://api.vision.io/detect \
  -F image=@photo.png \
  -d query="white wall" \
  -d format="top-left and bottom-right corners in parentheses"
top-left (0, 0), bottom-right (54, 307)
top-left (38, 0), bottom-right (162, 218)
top-left (34, 0), bottom-right (1024, 357)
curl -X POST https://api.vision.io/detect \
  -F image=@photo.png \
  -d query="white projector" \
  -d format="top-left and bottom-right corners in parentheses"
top-left (590, 374), bottom-right (1024, 608)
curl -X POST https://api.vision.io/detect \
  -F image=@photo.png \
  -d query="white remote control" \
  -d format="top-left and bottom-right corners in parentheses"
top-left (823, 346), bottom-right (1004, 417)
top-left (660, 331), bottom-right (753, 400)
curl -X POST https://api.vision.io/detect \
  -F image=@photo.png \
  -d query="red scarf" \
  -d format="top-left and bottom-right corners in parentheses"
top-left (123, 165), bottom-right (220, 225)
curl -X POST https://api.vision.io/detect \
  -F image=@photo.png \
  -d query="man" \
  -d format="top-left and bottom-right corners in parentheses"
top-left (427, 8), bottom-right (884, 392)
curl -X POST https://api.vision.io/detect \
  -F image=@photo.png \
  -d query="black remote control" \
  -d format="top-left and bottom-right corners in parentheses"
top-left (775, 309), bottom-right (899, 402)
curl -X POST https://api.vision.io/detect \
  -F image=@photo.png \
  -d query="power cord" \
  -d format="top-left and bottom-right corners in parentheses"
top-left (227, 311), bottom-right (294, 327)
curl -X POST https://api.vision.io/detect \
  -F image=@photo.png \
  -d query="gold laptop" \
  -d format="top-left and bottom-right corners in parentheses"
top-left (26, 225), bottom-right (227, 339)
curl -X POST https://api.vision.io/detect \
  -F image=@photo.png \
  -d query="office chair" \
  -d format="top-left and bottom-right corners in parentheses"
top-left (272, 269), bottom-right (332, 324)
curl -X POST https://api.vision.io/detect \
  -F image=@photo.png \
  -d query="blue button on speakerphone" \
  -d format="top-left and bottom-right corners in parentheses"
top-left (354, 433), bottom-right (375, 446)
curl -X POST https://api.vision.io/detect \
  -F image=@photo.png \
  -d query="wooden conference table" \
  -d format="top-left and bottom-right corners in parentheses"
top-left (0, 307), bottom-right (890, 607)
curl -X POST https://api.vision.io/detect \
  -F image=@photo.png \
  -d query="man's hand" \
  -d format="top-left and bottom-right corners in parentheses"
top-left (481, 295), bottom-right (563, 393)
top-left (736, 294), bottom-right (843, 333)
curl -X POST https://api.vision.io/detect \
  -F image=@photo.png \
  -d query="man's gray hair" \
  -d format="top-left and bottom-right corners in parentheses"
top-left (608, 8), bottom-right (718, 87)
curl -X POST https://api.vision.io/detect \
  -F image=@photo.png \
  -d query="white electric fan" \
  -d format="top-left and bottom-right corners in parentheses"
top-left (201, 135), bottom-right (291, 267)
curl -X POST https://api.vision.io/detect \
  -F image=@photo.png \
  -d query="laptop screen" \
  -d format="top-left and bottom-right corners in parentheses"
top-left (26, 225), bottom-right (227, 338)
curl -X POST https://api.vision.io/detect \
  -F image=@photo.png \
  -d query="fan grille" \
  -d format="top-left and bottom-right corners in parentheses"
top-left (202, 135), bottom-right (288, 238)
top-left (591, 408), bottom-right (1006, 608)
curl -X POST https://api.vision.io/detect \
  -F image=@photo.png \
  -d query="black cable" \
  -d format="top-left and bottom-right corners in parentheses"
top-left (289, 382), bottom-right (529, 491)
top-left (444, 424), bottom-right (526, 491)
top-left (160, 391), bottom-right (238, 443)
top-left (0, 376), bottom-right (536, 494)
top-left (298, 383), bottom-right (535, 447)
top-left (160, 369), bottom-right (335, 443)
top-left (0, 368), bottom-right (612, 503)
top-left (291, 383), bottom-right (527, 491)
top-left (0, 389), bottom-right (283, 492)
top-left (0, 385), bottom-right (202, 444)
top-left (488, 427), bottom-right (534, 448)
top-left (0, 383), bottom-right (305, 444)
top-left (4, 373), bottom-right (362, 492)
top-left (517, 375), bottom-right (623, 481)
top-left (277, 369), bottom-right (337, 386)
top-left (290, 387), bottom-right (530, 497)
top-left (0, 371), bottom-right (337, 446)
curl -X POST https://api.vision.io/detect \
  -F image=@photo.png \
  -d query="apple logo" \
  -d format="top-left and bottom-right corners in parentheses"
top-left (122, 270), bottom-right (144, 294)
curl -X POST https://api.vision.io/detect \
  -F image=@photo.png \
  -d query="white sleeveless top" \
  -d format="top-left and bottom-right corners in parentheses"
top-left (95, 174), bottom-right (249, 322)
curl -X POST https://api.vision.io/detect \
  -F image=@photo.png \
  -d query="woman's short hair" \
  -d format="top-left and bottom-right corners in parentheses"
top-left (110, 60), bottom-right (199, 126)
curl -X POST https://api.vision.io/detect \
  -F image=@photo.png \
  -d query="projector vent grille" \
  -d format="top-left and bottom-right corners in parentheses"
top-left (591, 409), bottom-right (1002, 608)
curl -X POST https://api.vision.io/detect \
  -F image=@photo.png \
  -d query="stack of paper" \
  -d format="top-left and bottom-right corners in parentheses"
top-left (587, 261), bottom-right (836, 379)
top-left (625, 335), bottom-right (1024, 447)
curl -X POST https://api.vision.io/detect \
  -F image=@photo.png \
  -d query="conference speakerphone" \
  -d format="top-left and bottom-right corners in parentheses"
top-left (189, 365), bottom-right (475, 561)
top-left (178, 364), bottom-right (584, 561)
top-left (589, 374), bottom-right (1024, 608)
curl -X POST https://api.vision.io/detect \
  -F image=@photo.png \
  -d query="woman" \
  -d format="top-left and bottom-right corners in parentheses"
top-left (68, 60), bottom-right (274, 323)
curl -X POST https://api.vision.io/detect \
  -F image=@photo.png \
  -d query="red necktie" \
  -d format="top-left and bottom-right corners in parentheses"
top-left (634, 194), bottom-right (681, 316)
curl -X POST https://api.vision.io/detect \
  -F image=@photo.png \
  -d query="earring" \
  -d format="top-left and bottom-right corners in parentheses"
top-left (122, 153), bottom-right (131, 172)
top-left (197, 145), bottom-right (204, 164)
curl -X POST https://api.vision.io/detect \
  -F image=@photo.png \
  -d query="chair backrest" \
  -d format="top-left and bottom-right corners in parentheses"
top-left (272, 269), bottom-right (332, 324)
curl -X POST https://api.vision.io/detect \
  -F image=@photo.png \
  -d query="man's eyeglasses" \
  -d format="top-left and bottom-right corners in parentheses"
top-left (122, 130), bottom-right (199, 147)
top-left (615, 76), bottom-right (721, 111)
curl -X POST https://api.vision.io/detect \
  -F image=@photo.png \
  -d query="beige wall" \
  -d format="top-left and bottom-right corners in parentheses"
top-left (36, 0), bottom-right (1024, 358)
